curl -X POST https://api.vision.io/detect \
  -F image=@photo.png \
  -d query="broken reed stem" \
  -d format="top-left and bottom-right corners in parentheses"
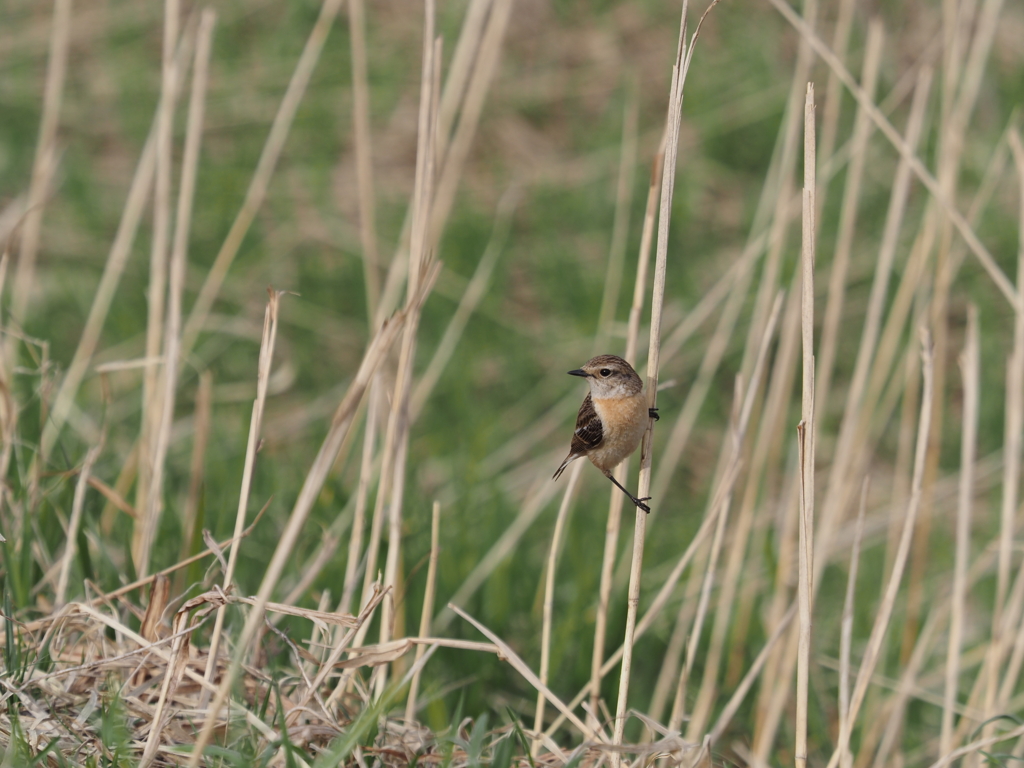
top-left (405, 500), bottom-right (441, 722)
top-left (347, 0), bottom-right (380, 323)
top-left (181, 0), bottom-right (345, 357)
top-left (55, 441), bottom-right (103, 608)
top-left (942, 304), bottom-right (978, 756)
top-left (837, 480), bottom-right (868, 768)
top-left (9, 0), bottom-right (71, 328)
top-left (185, 309), bottom-right (408, 768)
top-left (826, 332), bottom-right (934, 768)
top-left (144, 8), bottom-right (215, 583)
top-left (200, 292), bottom-right (283, 704)
top-left (534, 462), bottom-right (582, 750)
top-left (795, 81), bottom-right (816, 768)
top-left (135, 0), bottom-right (181, 578)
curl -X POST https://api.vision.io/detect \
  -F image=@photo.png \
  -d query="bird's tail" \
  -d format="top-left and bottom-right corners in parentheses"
top-left (552, 453), bottom-right (579, 481)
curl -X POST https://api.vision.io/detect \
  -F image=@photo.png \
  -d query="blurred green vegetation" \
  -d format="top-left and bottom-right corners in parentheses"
top-left (2, 0), bottom-right (1024, 762)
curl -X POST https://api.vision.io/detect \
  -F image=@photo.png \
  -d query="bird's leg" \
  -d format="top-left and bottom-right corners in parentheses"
top-left (649, 407), bottom-right (659, 421)
top-left (606, 473), bottom-right (652, 514)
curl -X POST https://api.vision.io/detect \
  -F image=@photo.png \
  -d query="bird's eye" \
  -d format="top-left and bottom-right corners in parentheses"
top-left (600, 368), bottom-right (612, 377)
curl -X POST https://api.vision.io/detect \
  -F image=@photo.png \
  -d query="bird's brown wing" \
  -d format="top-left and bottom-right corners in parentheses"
top-left (553, 394), bottom-right (605, 481)
top-left (570, 393), bottom-right (604, 454)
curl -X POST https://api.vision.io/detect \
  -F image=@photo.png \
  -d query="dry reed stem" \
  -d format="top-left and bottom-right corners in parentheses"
top-left (680, 293), bottom-right (783, 738)
top-left (142, 8), bottom-right (214, 582)
top-left (134, 0), bottom-right (182, 578)
top-left (185, 288), bottom-right (414, 766)
top-left (428, 0), bottom-right (513, 243)
top-left (176, 369), bottom-right (212, 595)
top-left (347, 0), bottom-right (380, 323)
top-left (436, 0), bottom-right (490, 156)
top-left (765, 0), bottom-right (1018, 309)
top-left (593, 82), bottom-right (639, 355)
top-left (611, 1), bottom-right (692, 754)
top-left (709, 601), bottom-right (797, 742)
top-left (451, 604), bottom-right (602, 743)
top-left (38, 23), bottom-right (199, 466)
top-left (341, 386), bottom-right (380, 615)
top-left (814, 0), bottom-right (855, 208)
top-left (411, 185), bottom-right (518, 421)
top-left (40, 143), bottom-right (154, 462)
top-left (721, 275), bottom-right (801, 696)
top-left (19, 503), bottom-right (270, 635)
top-left (296, 582), bottom-right (389, 718)
top-left (379, 12), bottom-right (440, 694)
top-left (546, 457), bottom-right (743, 739)
top-left (54, 441), bottom-right (103, 608)
top-left (815, 21), bottom-right (882, 414)
top-left (815, 66), bottom-right (932, 584)
top-left (65, 602), bottom-right (280, 740)
top-left (863, 484), bottom-right (1024, 764)
top-left (941, 304), bottom-right (978, 756)
top-left (837, 480), bottom-right (868, 768)
top-left (795, 80), bottom-right (816, 768)
top-left (737, 0), bottom-right (816, 388)
top-left (279, 496), bottom-right (355, 611)
top-left (646, 240), bottom-right (752, 512)
top-left (9, 0), bottom-right (70, 327)
top-left (534, 462), bottom-right (583, 751)
top-left (438, 477), bottom-right (562, 631)
top-left (405, 500), bottom-right (441, 722)
top-left (825, 332), bottom-right (934, 768)
top-left (588, 104), bottom-right (656, 733)
top-left (985, 126), bottom-right (1024, 717)
top-left (199, 291), bottom-right (283, 705)
top-left (181, 0), bottom-right (345, 356)
top-left (927, 722), bottom-right (1024, 768)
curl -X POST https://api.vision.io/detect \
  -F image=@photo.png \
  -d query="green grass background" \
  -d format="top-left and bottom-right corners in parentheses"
top-left (2, 0), bottom-right (1024, 759)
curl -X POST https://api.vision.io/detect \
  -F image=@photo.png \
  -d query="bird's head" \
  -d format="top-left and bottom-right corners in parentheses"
top-left (568, 354), bottom-right (643, 398)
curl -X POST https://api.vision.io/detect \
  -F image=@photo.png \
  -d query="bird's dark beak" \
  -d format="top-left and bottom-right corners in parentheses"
top-left (568, 369), bottom-right (590, 378)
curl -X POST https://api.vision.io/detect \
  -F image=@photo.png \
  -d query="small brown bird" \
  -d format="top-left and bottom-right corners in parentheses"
top-left (553, 354), bottom-right (659, 513)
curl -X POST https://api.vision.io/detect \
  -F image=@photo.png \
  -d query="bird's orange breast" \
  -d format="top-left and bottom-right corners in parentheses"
top-left (589, 393), bottom-right (648, 472)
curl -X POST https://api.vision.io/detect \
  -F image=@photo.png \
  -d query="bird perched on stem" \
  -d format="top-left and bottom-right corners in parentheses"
top-left (553, 354), bottom-right (659, 513)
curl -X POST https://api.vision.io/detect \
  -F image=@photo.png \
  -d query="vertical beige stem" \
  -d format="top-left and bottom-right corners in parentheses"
top-left (837, 481), bottom-right (868, 768)
top-left (340, 386), bottom-right (379, 615)
top-left (534, 463), bottom-right (582, 751)
top-left (795, 82), bottom-right (816, 768)
top-left (200, 294), bottom-right (283, 705)
top-left (347, 0), bottom-right (380, 322)
top-left (10, 0), bottom-right (72, 329)
top-left (134, 0), bottom-right (180, 577)
top-left (612, 4), bottom-right (692, 756)
top-left (145, 8), bottom-right (215, 580)
top-left (941, 305), bottom-right (979, 756)
top-left (377, 12), bottom-right (440, 698)
top-left (405, 500), bottom-right (441, 722)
